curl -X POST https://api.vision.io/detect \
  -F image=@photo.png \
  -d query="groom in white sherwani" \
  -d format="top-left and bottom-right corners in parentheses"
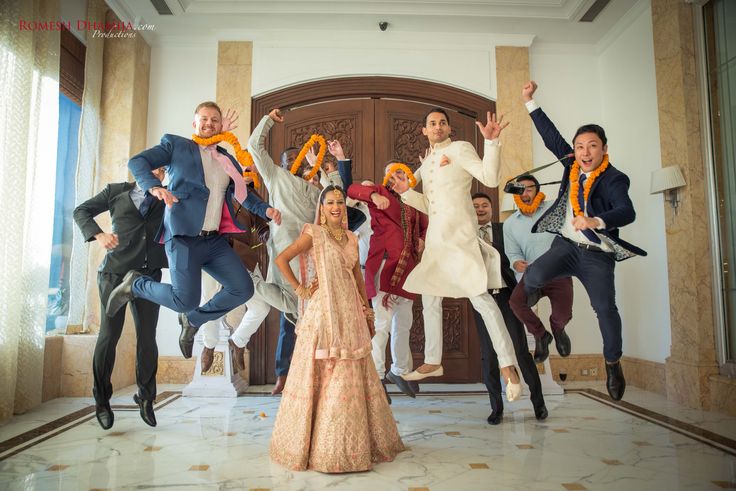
top-left (391, 108), bottom-right (522, 400)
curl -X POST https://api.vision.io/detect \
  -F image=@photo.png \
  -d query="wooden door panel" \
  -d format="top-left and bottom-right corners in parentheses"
top-left (250, 81), bottom-right (496, 385)
top-left (375, 99), bottom-right (482, 383)
top-left (249, 99), bottom-right (375, 384)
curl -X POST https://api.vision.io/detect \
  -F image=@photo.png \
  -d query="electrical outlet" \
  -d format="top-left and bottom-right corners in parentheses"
top-left (590, 367), bottom-right (598, 376)
top-left (581, 368), bottom-right (589, 376)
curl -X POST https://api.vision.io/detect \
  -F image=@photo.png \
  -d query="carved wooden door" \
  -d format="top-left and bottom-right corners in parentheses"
top-left (250, 96), bottom-right (493, 384)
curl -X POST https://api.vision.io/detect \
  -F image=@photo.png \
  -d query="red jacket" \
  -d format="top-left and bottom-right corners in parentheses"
top-left (348, 183), bottom-right (428, 300)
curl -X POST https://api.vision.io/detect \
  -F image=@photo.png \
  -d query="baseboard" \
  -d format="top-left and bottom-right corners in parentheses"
top-left (621, 356), bottom-right (666, 395)
top-left (709, 374), bottom-right (736, 417)
top-left (547, 354), bottom-right (606, 382)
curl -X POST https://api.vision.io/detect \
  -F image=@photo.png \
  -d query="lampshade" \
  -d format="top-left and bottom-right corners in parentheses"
top-left (650, 165), bottom-right (686, 194)
top-left (501, 192), bottom-right (517, 212)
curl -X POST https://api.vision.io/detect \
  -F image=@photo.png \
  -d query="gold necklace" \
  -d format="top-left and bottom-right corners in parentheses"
top-left (322, 224), bottom-right (345, 242)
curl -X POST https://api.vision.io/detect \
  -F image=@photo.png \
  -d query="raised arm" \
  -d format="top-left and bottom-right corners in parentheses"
top-left (458, 112), bottom-right (508, 187)
top-left (522, 80), bottom-right (574, 164)
top-left (248, 113), bottom-right (280, 187)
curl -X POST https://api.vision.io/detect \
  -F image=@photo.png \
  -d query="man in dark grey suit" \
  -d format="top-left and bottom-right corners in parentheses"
top-left (73, 167), bottom-right (168, 430)
top-left (472, 192), bottom-right (547, 425)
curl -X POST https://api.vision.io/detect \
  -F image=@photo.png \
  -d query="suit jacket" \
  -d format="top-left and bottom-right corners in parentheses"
top-left (529, 107), bottom-right (647, 261)
top-left (336, 159), bottom-right (367, 232)
top-left (73, 182), bottom-right (167, 274)
top-left (128, 134), bottom-right (270, 242)
top-left (488, 222), bottom-right (517, 290)
top-left (347, 183), bottom-right (428, 300)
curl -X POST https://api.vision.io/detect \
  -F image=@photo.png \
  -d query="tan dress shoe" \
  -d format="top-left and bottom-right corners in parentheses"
top-left (228, 339), bottom-right (245, 371)
top-left (200, 346), bottom-right (214, 373)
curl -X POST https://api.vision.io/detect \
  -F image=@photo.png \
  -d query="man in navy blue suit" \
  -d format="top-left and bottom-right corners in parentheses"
top-left (520, 81), bottom-right (647, 401)
top-left (106, 101), bottom-right (278, 360)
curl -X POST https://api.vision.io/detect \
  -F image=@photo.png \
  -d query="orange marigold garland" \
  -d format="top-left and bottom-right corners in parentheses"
top-left (569, 154), bottom-right (610, 217)
top-left (382, 163), bottom-right (417, 188)
top-left (291, 134), bottom-right (327, 181)
top-left (192, 131), bottom-right (260, 188)
top-left (513, 191), bottom-right (546, 215)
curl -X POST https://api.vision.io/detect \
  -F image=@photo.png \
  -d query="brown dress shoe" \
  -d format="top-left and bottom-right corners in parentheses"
top-left (200, 346), bottom-right (214, 373)
top-left (271, 375), bottom-right (286, 395)
top-left (228, 339), bottom-right (245, 372)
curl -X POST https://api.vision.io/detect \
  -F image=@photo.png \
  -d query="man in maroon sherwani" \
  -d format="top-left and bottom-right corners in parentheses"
top-left (348, 165), bottom-right (428, 400)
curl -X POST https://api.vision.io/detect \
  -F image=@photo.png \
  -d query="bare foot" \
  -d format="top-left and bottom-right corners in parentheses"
top-left (271, 375), bottom-right (286, 395)
top-left (416, 363), bottom-right (441, 374)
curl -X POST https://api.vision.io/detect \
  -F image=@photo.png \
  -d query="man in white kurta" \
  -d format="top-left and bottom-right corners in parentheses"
top-left (393, 109), bottom-right (520, 397)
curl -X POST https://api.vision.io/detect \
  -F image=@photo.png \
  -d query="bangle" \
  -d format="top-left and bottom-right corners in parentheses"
top-left (295, 284), bottom-right (312, 300)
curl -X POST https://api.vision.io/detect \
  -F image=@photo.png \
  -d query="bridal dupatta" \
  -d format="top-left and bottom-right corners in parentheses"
top-left (297, 188), bottom-right (372, 360)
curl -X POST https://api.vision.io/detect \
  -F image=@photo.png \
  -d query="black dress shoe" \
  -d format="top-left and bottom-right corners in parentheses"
top-left (605, 360), bottom-right (626, 401)
top-left (487, 410), bottom-right (503, 425)
top-left (95, 403), bottom-right (114, 430)
top-left (408, 381), bottom-right (420, 394)
top-left (526, 287), bottom-right (542, 308)
top-left (381, 380), bottom-right (392, 405)
top-left (533, 331), bottom-right (553, 363)
top-left (106, 270), bottom-right (143, 316)
top-left (553, 329), bottom-right (572, 357)
top-left (134, 394), bottom-right (156, 427)
top-left (178, 313), bottom-right (198, 359)
top-left (534, 404), bottom-right (549, 421)
top-left (386, 371), bottom-right (416, 398)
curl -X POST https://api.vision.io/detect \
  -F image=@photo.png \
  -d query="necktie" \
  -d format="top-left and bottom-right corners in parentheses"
top-left (479, 226), bottom-right (492, 245)
top-left (577, 174), bottom-right (601, 244)
top-left (138, 194), bottom-right (155, 217)
top-left (207, 145), bottom-right (248, 203)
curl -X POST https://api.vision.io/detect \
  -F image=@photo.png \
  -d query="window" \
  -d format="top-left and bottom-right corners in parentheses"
top-left (46, 28), bottom-right (84, 333)
top-left (703, 0), bottom-right (736, 370)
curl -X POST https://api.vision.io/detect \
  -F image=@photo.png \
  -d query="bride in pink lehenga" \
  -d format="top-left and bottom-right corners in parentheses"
top-left (269, 185), bottom-right (405, 473)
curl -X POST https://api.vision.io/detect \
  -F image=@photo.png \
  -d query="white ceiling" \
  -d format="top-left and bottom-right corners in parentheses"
top-left (107, 0), bottom-right (644, 46)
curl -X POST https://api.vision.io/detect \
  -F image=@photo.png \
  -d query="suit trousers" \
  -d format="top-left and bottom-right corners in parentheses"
top-left (510, 276), bottom-right (574, 339)
top-left (275, 312), bottom-right (296, 376)
top-left (94, 269), bottom-right (161, 404)
top-left (133, 235), bottom-right (253, 328)
top-left (524, 236), bottom-right (621, 361)
top-left (422, 292), bottom-right (516, 367)
top-left (473, 288), bottom-right (544, 413)
top-left (371, 291), bottom-right (414, 378)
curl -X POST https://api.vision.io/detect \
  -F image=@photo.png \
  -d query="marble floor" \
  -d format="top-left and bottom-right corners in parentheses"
top-left (1, 383), bottom-right (735, 490)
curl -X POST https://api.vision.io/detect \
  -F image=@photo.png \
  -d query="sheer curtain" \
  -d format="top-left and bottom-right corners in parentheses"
top-left (0, 0), bottom-right (60, 420)
top-left (66, 0), bottom-right (105, 334)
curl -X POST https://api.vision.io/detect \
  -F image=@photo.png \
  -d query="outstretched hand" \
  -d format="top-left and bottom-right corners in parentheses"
top-left (305, 147), bottom-right (317, 166)
top-left (475, 112), bottom-right (509, 141)
top-left (391, 170), bottom-right (410, 194)
top-left (522, 80), bottom-right (538, 102)
top-left (327, 139), bottom-right (346, 161)
top-left (221, 108), bottom-right (239, 132)
top-left (268, 108), bottom-right (285, 123)
top-left (150, 186), bottom-right (178, 208)
top-left (266, 207), bottom-right (282, 225)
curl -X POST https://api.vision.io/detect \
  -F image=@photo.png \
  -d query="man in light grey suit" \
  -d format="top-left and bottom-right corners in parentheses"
top-left (248, 108), bottom-right (345, 393)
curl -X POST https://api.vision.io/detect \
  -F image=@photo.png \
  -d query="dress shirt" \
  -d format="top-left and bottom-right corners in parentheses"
top-left (198, 145), bottom-right (230, 231)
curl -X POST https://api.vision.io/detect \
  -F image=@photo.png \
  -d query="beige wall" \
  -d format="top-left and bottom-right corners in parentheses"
top-left (651, 0), bottom-right (720, 410)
